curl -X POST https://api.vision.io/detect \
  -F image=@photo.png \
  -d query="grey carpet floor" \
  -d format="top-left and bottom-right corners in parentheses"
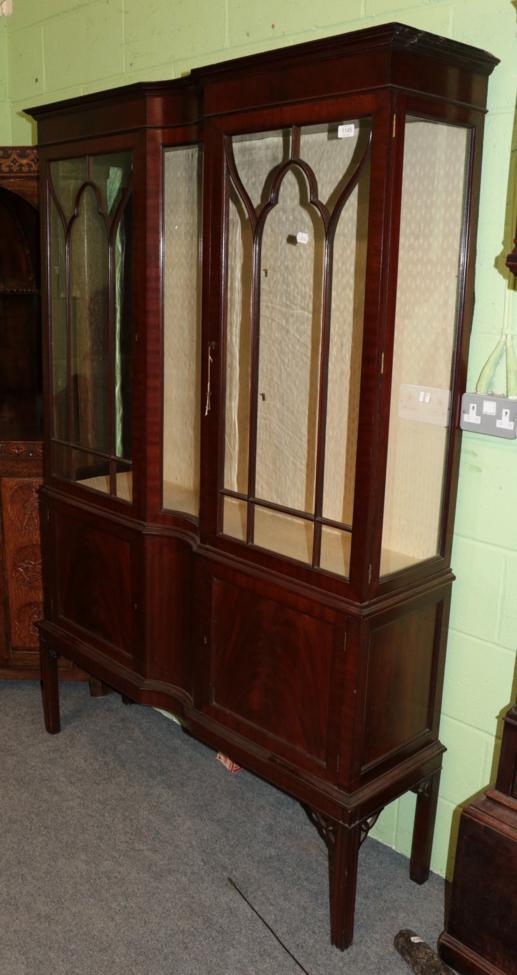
top-left (1, 681), bottom-right (447, 975)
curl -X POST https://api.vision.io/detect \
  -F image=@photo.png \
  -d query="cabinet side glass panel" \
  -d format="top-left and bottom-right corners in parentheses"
top-left (49, 196), bottom-right (67, 443)
top-left (322, 160), bottom-right (370, 527)
top-left (222, 120), bottom-right (371, 577)
top-left (380, 119), bottom-right (470, 576)
top-left (69, 185), bottom-right (110, 455)
top-left (114, 197), bottom-right (133, 500)
top-left (48, 152), bottom-right (133, 498)
top-left (162, 144), bottom-right (202, 516)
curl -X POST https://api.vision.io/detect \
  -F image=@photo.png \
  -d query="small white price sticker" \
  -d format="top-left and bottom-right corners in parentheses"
top-left (337, 123), bottom-right (355, 139)
top-left (296, 231), bottom-right (309, 245)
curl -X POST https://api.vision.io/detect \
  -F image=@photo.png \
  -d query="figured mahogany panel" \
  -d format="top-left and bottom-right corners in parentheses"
top-left (0, 478), bottom-right (43, 649)
top-left (54, 511), bottom-right (138, 663)
top-left (361, 602), bottom-right (439, 770)
top-left (207, 575), bottom-right (336, 766)
top-left (144, 534), bottom-right (193, 695)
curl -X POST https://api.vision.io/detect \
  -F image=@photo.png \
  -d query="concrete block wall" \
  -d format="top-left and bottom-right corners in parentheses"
top-left (1, 0), bottom-right (516, 878)
top-left (0, 18), bottom-right (9, 140)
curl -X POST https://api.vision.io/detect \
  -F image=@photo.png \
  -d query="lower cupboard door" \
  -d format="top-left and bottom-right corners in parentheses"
top-left (194, 561), bottom-right (347, 779)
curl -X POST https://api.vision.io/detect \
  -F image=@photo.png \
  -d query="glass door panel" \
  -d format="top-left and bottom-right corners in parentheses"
top-left (48, 152), bottom-right (133, 498)
top-left (222, 495), bottom-right (247, 541)
top-left (91, 153), bottom-right (132, 213)
top-left (300, 120), bottom-right (368, 206)
top-left (255, 167), bottom-right (323, 514)
top-left (113, 199), bottom-right (133, 499)
top-left (320, 526), bottom-right (352, 576)
top-left (380, 118), bottom-right (470, 575)
top-left (50, 157), bottom-right (88, 221)
top-left (254, 506), bottom-right (313, 564)
top-left (232, 129), bottom-right (290, 208)
top-left (162, 144), bottom-right (202, 516)
top-left (323, 164), bottom-right (370, 529)
top-left (69, 185), bottom-right (110, 454)
top-left (221, 119), bottom-right (371, 577)
top-left (224, 185), bottom-right (252, 497)
top-left (49, 197), bottom-right (67, 443)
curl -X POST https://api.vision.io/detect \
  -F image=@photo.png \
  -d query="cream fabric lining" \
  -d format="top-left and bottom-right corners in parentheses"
top-left (162, 146), bottom-right (202, 516)
top-left (255, 167), bottom-right (323, 512)
top-left (80, 470), bottom-right (132, 502)
top-left (381, 120), bottom-right (468, 573)
top-left (79, 473), bottom-right (417, 577)
top-left (222, 495), bottom-right (353, 574)
top-left (221, 495), bottom-right (416, 576)
top-left (80, 473), bottom-right (194, 511)
top-left (225, 125), bottom-right (369, 559)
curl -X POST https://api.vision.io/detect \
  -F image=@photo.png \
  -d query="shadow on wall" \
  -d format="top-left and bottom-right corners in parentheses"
top-left (444, 654), bottom-right (517, 882)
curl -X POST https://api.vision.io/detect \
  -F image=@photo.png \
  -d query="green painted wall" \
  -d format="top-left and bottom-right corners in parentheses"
top-left (0, 18), bottom-right (10, 142)
top-left (1, 0), bottom-right (516, 878)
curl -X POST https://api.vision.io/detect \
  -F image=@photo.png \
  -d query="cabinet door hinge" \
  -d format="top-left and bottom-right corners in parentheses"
top-left (380, 352), bottom-right (385, 375)
top-left (392, 114), bottom-right (397, 138)
top-left (368, 563), bottom-right (373, 584)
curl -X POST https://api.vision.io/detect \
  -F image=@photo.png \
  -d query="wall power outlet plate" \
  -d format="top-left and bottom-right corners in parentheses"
top-left (398, 384), bottom-right (451, 426)
top-left (460, 392), bottom-right (517, 439)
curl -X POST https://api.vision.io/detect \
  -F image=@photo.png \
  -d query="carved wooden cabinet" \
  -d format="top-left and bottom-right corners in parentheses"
top-left (29, 24), bottom-right (497, 948)
top-left (0, 148), bottom-right (45, 677)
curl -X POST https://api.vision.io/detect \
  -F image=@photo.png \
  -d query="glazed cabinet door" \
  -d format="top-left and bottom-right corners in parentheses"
top-left (47, 150), bottom-right (134, 503)
top-left (201, 106), bottom-right (377, 592)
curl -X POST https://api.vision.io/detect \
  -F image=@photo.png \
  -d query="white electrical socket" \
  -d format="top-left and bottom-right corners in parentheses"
top-left (398, 384), bottom-right (451, 426)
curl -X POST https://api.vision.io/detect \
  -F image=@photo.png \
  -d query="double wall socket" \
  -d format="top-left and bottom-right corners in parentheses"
top-left (460, 392), bottom-right (517, 439)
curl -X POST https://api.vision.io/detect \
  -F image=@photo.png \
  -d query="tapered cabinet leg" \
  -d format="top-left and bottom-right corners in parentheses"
top-left (40, 641), bottom-right (61, 734)
top-left (329, 821), bottom-right (362, 949)
top-left (410, 770), bottom-right (441, 884)
top-left (305, 807), bottom-right (362, 950)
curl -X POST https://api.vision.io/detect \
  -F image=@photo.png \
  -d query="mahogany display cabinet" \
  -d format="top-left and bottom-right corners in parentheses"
top-left (29, 24), bottom-right (498, 948)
